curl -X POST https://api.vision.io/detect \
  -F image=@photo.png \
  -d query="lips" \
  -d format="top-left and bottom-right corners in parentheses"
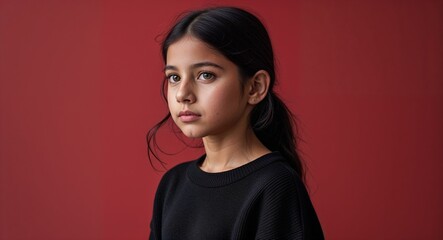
top-left (178, 110), bottom-right (201, 122)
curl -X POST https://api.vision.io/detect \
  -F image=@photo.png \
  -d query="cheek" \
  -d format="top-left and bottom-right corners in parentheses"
top-left (166, 88), bottom-right (175, 109)
top-left (204, 84), bottom-right (243, 112)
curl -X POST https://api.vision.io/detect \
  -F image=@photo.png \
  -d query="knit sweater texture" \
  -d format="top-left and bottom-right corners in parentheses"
top-left (149, 152), bottom-right (324, 240)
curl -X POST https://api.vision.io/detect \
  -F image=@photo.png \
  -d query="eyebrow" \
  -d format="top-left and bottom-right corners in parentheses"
top-left (164, 61), bottom-right (225, 72)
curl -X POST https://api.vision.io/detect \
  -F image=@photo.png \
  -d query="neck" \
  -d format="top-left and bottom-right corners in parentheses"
top-left (201, 127), bottom-right (270, 173)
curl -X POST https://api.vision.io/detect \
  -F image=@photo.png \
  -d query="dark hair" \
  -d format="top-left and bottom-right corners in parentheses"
top-left (147, 7), bottom-right (305, 181)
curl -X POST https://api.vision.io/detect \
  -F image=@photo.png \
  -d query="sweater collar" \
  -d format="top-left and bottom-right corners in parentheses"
top-left (187, 151), bottom-right (283, 188)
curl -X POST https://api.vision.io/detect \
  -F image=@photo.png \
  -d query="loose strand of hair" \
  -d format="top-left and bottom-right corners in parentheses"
top-left (146, 113), bottom-right (171, 171)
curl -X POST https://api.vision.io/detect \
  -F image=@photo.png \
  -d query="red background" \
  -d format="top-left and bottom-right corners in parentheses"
top-left (1, 0), bottom-right (442, 239)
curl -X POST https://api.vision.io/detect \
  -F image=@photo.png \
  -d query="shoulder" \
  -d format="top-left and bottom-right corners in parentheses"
top-left (254, 159), bottom-right (312, 215)
top-left (157, 158), bottom-right (196, 188)
top-left (155, 155), bottom-right (205, 191)
top-left (254, 154), bottom-right (303, 192)
top-left (161, 160), bottom-right (192, 180)
top-left (251, 153), bottom-right (316, 218)
top-left (252, 154), bottom-right (324, 239)
top-left (240, 153), bottom-right (308, 204)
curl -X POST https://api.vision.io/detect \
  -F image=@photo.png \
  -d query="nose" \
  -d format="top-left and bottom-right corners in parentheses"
top-left (175, 78), bottom-right (196, 103)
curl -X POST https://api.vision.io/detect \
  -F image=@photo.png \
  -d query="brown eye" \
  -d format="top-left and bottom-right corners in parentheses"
top-left (167, 74), bottom-right (180, 83)
top-left (197, 72), bottom-right (215, 81)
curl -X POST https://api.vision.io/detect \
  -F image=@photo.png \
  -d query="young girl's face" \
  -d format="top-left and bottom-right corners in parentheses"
top-left (165, 36), bottom-right (252, 139)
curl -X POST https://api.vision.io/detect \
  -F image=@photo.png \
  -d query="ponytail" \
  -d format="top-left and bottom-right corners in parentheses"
top-left (251, 92), bottom-right (305, 181)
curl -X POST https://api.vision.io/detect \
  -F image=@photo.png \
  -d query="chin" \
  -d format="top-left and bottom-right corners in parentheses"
top-left (178, 127), bottom-right (205, 139)
top-left (181, 131), bottom-right (204, 139)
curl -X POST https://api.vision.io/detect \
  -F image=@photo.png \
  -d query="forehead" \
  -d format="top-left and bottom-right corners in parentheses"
top-left (166, 36), bottom-right (230, 67)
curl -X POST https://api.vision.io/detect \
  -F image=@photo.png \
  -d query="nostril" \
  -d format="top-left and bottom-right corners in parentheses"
top-left (175, 84), bottom-right (195, 103)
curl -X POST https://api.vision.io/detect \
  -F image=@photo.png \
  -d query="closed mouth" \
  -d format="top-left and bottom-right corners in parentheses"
top-left (178, 111), bottom-right (200, 117)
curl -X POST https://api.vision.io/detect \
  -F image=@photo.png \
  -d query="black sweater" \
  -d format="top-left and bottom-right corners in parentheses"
top-left (149, 152), bottom-right (324, 240)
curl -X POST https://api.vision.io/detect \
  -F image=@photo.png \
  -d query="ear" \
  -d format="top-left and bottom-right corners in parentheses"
top-left (247, 70), bottom-right (270, 105)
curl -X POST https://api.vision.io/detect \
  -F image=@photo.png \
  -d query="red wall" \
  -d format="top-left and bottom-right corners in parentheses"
top-left (1, 0), bottom-right (442, 239)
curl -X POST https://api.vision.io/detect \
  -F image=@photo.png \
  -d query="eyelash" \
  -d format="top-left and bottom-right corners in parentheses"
top-left (165, 71), bottom-right (216, 83)
top-left (166, 74), bottom-right (180, 83)
top-left (197, 72), bottom-right (215, 81)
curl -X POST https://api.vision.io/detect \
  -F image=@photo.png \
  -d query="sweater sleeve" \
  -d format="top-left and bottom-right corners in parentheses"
top-left (148, 162), bottom-right (190, 240)
top-left (149, 167), bottom-right (174, 240)
top-left (254, 169), bottom-right (324, 240)
top-left (149, 181), bottom-right (163, 240)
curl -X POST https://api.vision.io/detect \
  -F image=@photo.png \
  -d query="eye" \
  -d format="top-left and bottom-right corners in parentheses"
top-left (166, 74), bottom-right (180, 83)
top-left (197, 72), bottom-right (215, 81)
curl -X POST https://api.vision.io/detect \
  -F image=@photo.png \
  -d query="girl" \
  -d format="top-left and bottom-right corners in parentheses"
top-left (148, 6), bottom-right (324, 240)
